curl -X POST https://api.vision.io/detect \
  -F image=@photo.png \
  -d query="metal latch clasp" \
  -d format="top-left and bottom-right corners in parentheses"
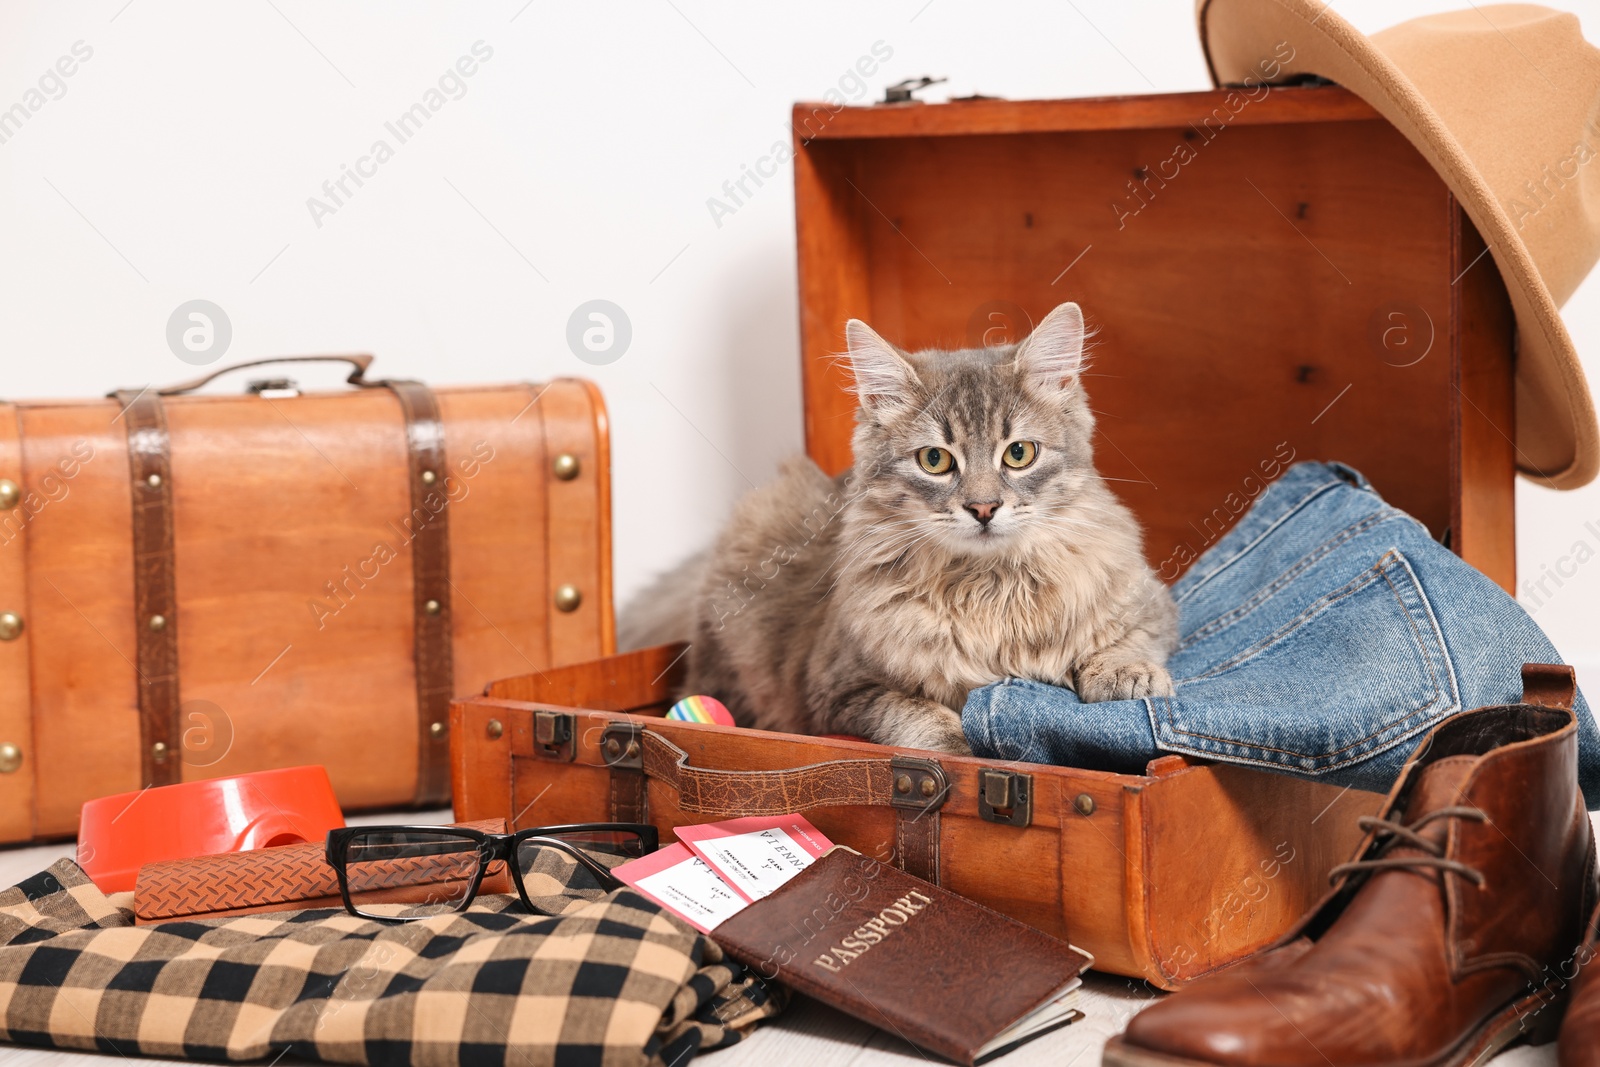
top-left (881, 76), bottom-right (947, 104)
top-left (978, 768), bottom-right (1032, 827)
top-left (246, 378), bottom-right (301, 398)
top-left (533, 711), bottom-right (575, 762)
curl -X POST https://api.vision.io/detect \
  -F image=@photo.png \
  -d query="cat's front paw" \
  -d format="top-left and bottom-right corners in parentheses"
top-left (1076, 657), bottom-right (1175, 702)
top-left (875, 709), bottom-right (972, 755)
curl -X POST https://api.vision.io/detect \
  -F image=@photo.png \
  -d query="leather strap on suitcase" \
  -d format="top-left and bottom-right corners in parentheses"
top-left (0, 407), bottom-right (32, 840)
top-left (382, 380), bottom-right (455, 804)
top-left (599, 723), bottom-right (948, 883)
top-left (111, 356), bottom-right (457, 802)
top-left (112, 388), bottom-right (182, 787)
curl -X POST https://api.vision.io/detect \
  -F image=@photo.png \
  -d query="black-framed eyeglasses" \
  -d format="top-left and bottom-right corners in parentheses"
top-left (325, 823), bottom-right (659, 922)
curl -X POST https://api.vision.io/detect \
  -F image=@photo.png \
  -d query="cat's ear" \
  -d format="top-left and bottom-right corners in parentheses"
top-left (1014, 302), bottom-right (1087, 390)
top-left (846, 319), bottom-right (919, 411)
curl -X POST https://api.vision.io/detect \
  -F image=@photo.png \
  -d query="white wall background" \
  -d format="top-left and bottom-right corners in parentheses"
top-left (0, 1), bottom-right (1597, 673)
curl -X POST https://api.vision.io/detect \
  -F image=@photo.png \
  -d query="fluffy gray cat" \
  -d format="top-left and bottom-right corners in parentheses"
top-left (620, 301), bottom-right (1176, 754)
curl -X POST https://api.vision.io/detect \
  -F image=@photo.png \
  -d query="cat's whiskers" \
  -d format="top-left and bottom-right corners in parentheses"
top-left (848, 515), bottom-right (958, 566)
top-left (859, 517), bottom-right (934, 535)
top-left (852, 524), bottom-right (950, 570)
top-left (819, 524), bottom-right (946, 600)
top-left (865, 527), bottom-right (950, 582)
top-left (1030, 505), bottom-right (1118, 529)
top-left (823, 522), bottom-right (941, 588)
top-left (878, 527), bottom-right (944, 566)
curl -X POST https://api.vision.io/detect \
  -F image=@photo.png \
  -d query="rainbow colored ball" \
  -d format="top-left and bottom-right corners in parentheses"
top-left (666, 694), bottom-right (735, 726)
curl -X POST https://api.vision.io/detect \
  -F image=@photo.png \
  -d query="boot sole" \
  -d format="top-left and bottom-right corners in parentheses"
top-left (1100, 984), bottom-right (1567, 1067)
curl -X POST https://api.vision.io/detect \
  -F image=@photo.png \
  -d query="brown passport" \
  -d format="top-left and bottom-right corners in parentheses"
top-left (710, 848), bottom-right (1091, 1065)
top-left (133, 819), bottom-right (510, 924)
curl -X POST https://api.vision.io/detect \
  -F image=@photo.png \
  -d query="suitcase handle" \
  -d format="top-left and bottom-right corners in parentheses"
top-left (603, 727), bottom-right (946, 882)
top-left (633, 729), bottom-right (948, 818)
top-left (141, 355), bottom-right (377, 397)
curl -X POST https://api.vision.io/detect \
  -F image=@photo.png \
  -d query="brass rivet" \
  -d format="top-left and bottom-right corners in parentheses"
top-left (0, 742), bottom-right (20, 774)
top-left (486, 718), bottom-right (504, 740)
top-left (554, 585), bottom-right (582, 612)
top-left (625, 741), bottom-right (640, 759)
top-left (151, 741), bottom-right (169, 763)
top-left (553, 453), bottom-right (580, 480)
top-left (424, 599), bottom-right (442, 616)
top-left (895, 774), bottom-right (912, 794)
top-left (0, 612), bottom-right (22, 641)
top-left (429, 721), bottom-right (446, 740)
top-left (605, 738), bottom-right (621, 758)
top-left (421, 470), bottom-right (437, 485)
top-left (146, 473), bottom-right (162, 489)
top-left (148, 614), bottom-right (167, 632)
top-left (1073, 793), bottom-right (1096, 817)
top-left (920, 778), bottom-right (936, 797)
top-left (0, 479), bottom-right (18, 510)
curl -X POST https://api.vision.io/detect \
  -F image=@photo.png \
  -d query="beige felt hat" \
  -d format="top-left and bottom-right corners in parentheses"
top-left (1198, 1), bottom-right (1600, 488)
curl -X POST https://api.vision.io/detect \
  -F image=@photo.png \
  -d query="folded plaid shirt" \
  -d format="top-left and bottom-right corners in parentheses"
top-left (0, 857), bottom-right (782, 1067)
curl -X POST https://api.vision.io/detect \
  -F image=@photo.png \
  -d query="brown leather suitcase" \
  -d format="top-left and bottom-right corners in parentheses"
top-left (0, 356), bottom-right (613, 843)
top-left (449, 645), bottom-right (1379, 990)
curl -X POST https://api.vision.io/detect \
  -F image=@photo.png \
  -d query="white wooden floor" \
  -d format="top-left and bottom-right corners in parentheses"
top-left (0, 811), bottom-right (1577, 1067)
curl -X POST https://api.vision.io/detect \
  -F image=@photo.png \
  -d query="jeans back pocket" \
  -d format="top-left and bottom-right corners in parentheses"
top-left (1150, 549), bottom-right (1460, 774)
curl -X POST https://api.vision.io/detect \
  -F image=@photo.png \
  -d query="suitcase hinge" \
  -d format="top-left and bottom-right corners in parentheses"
top-left (533, 711), bottom-right (575, 762)
top-left (978, 768), bottom-right (1032, 827)
top-left (889, 755), bottom-right (948, 812)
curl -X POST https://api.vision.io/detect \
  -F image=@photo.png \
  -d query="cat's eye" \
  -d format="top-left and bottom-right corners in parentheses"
top-left (917, 447), bottom-right (955, 474)
top-left (1002, 441), bottom-right (1038, 469)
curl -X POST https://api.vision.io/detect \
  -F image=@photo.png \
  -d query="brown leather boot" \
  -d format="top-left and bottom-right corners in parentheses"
top-left (1103, 700), bottom-right (1596, 1067)
top-left (1560, 903), bottom-right (1600, 1067)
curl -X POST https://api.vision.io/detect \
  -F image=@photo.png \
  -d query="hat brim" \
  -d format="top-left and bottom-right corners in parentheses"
top-left (1198, 0), bottom-right (1598, 489)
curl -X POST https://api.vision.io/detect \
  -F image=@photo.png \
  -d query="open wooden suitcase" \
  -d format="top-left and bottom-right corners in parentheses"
top-left (452, 83), bottom-right (1521, 989)
top-left (0, 356), bottom-right (613, 843)
top-left (453, 645), bottom-right (1376, 989)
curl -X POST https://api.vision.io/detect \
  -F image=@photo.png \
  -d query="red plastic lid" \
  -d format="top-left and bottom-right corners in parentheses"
top-left (77, 765), bottom-right (345, 893)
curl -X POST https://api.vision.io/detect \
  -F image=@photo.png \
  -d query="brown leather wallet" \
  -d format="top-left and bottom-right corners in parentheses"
top-left (133, 819), bottom-right (510, 924)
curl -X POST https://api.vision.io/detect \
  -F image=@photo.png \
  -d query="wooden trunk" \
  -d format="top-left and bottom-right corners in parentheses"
top-left (452, 645), bottom-right (1379, 990)
top-left (453, 86), bottom-right (1518, 989)
top-left (0, 357), bottom-right (613, 843)
top-left (794, 85), bottom-right (1517, 590)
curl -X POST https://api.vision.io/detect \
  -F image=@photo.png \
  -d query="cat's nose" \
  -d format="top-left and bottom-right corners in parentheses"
top-left (965, 501), bottom-right (1002, 525)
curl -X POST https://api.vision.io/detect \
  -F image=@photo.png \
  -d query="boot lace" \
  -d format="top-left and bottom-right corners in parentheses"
top-left (1327, 806), bottom-right (1488, 887)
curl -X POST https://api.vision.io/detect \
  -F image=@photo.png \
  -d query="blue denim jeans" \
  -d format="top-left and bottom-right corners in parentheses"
top-left (963, 462), bottom-right (1600, 807)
